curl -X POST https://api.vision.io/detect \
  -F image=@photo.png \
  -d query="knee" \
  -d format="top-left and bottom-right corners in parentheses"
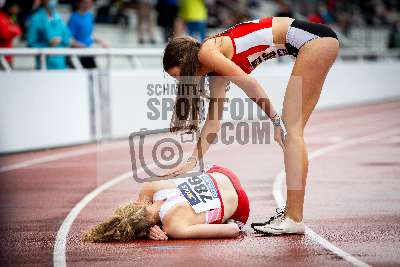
top-left (325, 38), bottom-right (340, 59)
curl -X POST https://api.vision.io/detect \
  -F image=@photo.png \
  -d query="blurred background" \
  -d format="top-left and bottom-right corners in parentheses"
top-left (1, 0), bottom-right (399, 69)
top-left (0, 0), bottom-right (399, 154)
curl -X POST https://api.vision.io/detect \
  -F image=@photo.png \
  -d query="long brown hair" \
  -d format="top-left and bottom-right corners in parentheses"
top-left (163, 36), bottom-right (207, 133)
top-left (82, 203), bottom-right (155, 242)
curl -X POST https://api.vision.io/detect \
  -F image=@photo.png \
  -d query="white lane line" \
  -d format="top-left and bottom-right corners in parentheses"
top-left (53, 153), bottom-right (195, 267)
top-left (53, 126), bottom-right (399, 267)
top-left (53, 145), bottom-right (226, 267)
top-left (53, 169), bottom-right (137, 267)
top-left (0, 142), bottom-right (125, 173)
top-left (273, 128), bottom-right (400, 267)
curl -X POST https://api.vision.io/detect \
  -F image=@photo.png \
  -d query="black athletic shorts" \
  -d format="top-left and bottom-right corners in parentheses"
top-left (285, 20), bottom-right (338, 57)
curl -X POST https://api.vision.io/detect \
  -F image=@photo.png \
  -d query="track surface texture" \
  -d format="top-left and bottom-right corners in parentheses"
top-left (1, 100), bottom-right (400, 267)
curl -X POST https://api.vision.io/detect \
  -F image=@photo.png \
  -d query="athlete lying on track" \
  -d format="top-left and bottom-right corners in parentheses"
top-left (83, 165), bottom-right (249, 242)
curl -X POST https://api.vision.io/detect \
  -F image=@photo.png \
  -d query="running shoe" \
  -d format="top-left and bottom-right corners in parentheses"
top-left (251, 207), bottom-right (305, 235)
top-left (251, 207), bottom-right (286, 229)
top-left (252, 216), bottom-right (305, 235)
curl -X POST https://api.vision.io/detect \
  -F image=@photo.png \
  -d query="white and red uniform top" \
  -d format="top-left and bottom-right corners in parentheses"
top-left (218, 17), bottom-right (289, 74)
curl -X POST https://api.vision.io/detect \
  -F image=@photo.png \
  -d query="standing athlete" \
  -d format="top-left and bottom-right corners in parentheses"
top-left (162, 17), bottom-right (339, 235)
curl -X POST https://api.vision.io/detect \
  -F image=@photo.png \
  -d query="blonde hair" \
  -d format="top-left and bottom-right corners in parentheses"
top-left (82, 203), bottom-right (155, 242)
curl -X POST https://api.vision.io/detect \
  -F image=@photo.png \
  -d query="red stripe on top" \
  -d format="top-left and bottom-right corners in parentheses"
top-left (219, 17), bottom-right (275, 73)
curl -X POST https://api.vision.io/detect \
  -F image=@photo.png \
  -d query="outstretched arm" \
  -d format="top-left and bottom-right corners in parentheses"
top-left (163, 75), bottom-right (228, 176)
top-left (166, 222), bottom-right (240, 239)
top-left (191, 75), bottom-right (228, 161)
top-left (198, 44), bottom-right (285, 149)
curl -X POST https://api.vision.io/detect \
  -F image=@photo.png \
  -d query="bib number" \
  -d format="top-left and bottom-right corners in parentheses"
top-left (174, 173), bottom-right (221, 213)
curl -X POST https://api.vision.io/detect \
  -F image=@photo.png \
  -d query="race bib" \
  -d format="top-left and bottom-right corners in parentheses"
top-left (174, 173), bottom-right (221, 213)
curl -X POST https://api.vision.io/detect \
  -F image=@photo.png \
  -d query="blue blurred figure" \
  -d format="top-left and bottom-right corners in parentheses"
top-left (26, 0), bottom-right (71, 69)
top-left (68, 0), bottom-right (109, 68)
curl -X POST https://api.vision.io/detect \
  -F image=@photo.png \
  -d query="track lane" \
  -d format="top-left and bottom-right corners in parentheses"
top-left (0, 101), bottom-right (399, 266)
top-left (65, 105), bottom-right (400, 266)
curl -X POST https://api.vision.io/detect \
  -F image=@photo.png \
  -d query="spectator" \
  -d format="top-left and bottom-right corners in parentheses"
top-left (388, 19), bottom-right (400, 49)
top-left (136, 0), bottom-right (156, 44)
top-left (26, 0), bottom-right (71, 69)
top-left (308, 9), bottom-right (324, 24)
top-left (275, 1), bottom-right (294, 18)
top-left (318, 3), bottom-right (335, 24)
top-left (12, 0), bottom-right (40, 40)
top-left (0, 0), bottom-right (22, 65)
top-left (179, 0), bottom-right (208, 41)
top-left (68, 0), bottom-right (109, 69)
top-left (95, 0), bottom-right (129, 26)
top-left (156, 0), bottom-right (178, 42)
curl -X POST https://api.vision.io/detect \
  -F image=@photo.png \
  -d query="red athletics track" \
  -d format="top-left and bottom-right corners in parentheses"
top-left (0, 100), bottom-right (400, 267)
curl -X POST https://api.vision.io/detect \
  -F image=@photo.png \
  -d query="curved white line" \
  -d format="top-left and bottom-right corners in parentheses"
top-left (53, 126), bottom-right (399, 267)
top-left (273, 128), bottom-right (400, 267)
top-left (53, 146), bottom-right (223, 267)
top-left (53, 170), bottom-right (134, 267)
top-left (53, 154), bottom-right (191, 267)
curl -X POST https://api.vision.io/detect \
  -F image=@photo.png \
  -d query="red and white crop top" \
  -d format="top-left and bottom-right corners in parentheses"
top-left (218, 17), bottom-right (289, 74)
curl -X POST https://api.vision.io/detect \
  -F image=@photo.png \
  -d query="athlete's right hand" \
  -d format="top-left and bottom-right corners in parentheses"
top-left (274, 125), bottom-right (286, 151)
top-left (160, 157), bottom-right (197, 177)
top-left (148, 225), bottom-right (168, 240)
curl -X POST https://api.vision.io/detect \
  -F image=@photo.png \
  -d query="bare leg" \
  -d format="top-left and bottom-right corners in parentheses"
top-left (282, 37), bottom-right (339, 222)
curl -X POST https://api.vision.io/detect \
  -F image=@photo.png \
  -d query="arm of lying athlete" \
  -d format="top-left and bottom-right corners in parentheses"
top-left (164, 221), bottom-right (240, 239)
top-left (161, 205), bottom-right (240, 239)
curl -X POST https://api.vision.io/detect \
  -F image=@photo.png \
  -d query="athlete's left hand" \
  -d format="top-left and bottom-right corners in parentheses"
top-left (274, 125), bottom-right (286, 150)
top-left (148, 225), bottom-right (168, 241)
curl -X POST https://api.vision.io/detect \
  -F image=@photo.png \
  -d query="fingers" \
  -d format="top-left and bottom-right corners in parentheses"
top-left (274, 126), bottom-right (286, 150)
top-left (153, 225), bottom-right (168, 239)
top-left (150, 232), bottom-right (167, 240)
top-left (159, 168), bottom-right (178, 177)
top-left (159, 161), bottom-right (196, 178)
top-left (279, 140), bottom-right (285, 150)
top-left (149, 226), bottom-right (168, 240)
top-left (275, 133), bottom-right (285, 151)
top-left (278, 137), bottom-right (285, 150)
top-left (171, 169), bottom-right (183, 176)
top-left (149, 232), bottom-right (166, 240)
top-left (164, 164), bottom-right (186, 177)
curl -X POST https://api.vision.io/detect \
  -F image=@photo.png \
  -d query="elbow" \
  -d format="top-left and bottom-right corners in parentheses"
top-left (165, 230), bottom-right (185, 240)
top-left (228, 224), bottom-right (240, 238)
top-left (211, 120), bottom-right (220, 132)
top-left (233, 224), bottom-right (241, 237)
top-left (162, 225), bottom-right (185, 239)
top-left (205, 121), bottom-right (220, 144)
top-left (238, 75), bottom-right (258, 93)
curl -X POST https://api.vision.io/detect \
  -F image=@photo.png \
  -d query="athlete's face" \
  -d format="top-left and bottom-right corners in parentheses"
top-left (167, 66), bottom-right (181, 79)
